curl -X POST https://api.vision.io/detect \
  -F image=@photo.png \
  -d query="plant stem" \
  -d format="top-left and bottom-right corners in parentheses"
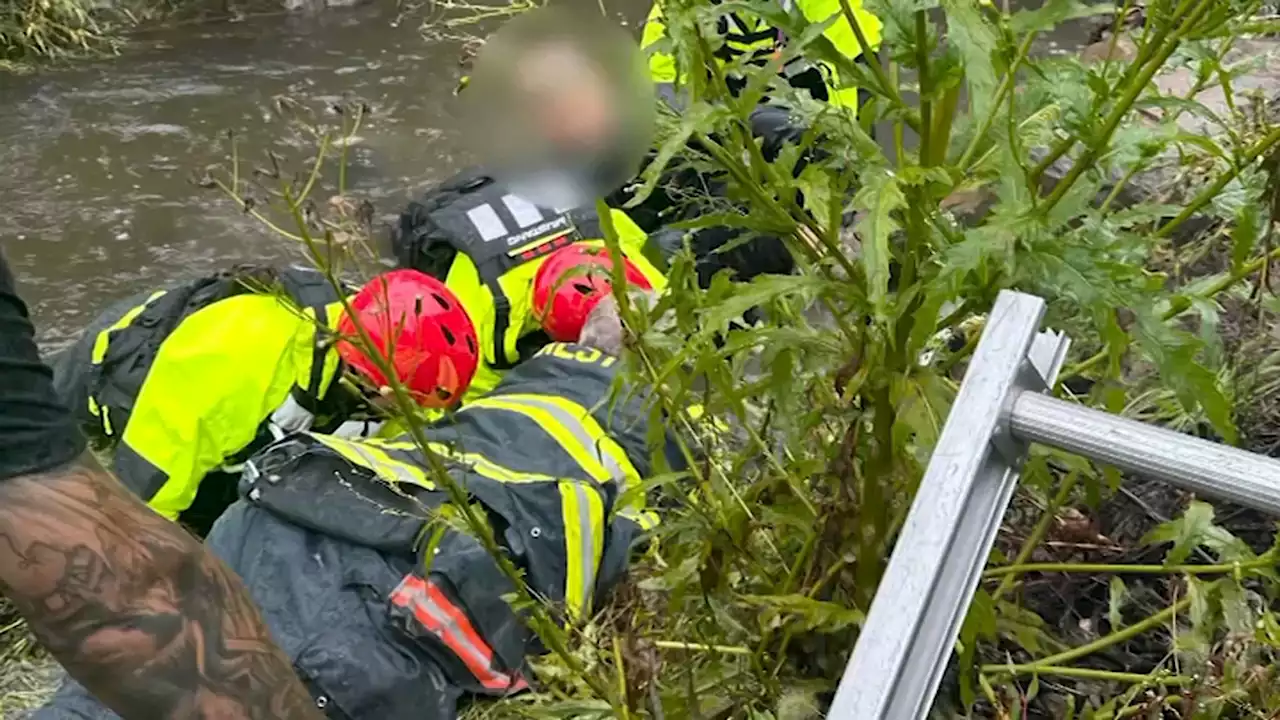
top-left (836, 0), bottom-right (919, 133)
top-left (985, 556), bottom-right (1274, 579)
top-left (983, 664), bottom-right (1194, 685)
top-left (1040, 0), bottom-right (1211, 215)
top-left (991, 470), bottom-right (1079, 603)
top-left (957, 31), bottom-right (1037, 171)
top-left (1156, 124), bottom-right (1280, 239)
top-left (1029, 0), bottom-right (1198, 185)
top-left (654, 640), bottom-right (752, 655)
top-left (613, 636), bottom-right (632, 720)
top-left (983, 594), bottom-right (1192, 675)
top-left (915, 9), bottom-right (932, 166)
top-left (854, 383), bottom-right (896, 609)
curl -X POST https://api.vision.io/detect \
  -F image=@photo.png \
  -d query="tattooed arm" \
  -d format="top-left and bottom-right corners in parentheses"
top-left (0, 461), bottom-right (325, 719)
top-left (0, 248), bottom-right (323, 720)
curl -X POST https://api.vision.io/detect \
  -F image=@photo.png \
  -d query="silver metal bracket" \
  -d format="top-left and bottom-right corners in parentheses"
top-left (829, 291), bottom-right (1068, 719)
top-left (829, 289), bottom-right (1280, 720)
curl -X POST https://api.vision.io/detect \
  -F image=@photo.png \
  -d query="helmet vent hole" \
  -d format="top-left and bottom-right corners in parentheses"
top-left (414, 296), bottom-right (424, 316)
top-left (573, 282), bottom-right (595, 295)
top-left (432, 293), bottom-right (451, 310)
top-left (466, 336), bottom-right (476, 354)
top-left (441, 326), bottom-right (456, 345)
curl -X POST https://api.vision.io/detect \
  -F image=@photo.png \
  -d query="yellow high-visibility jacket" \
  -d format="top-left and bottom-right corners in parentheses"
top-left (391, 169), bottom-right (666, 401)
top-left (640, 0), bottom-right (883, 112)
top-left (62, 266), bottom-right (350, 523)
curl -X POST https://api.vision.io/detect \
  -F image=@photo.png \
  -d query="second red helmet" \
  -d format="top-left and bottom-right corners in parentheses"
top-left (532, 244), bottom-right (652, 343)
top-left (335, 269), bottom-right (479, 408)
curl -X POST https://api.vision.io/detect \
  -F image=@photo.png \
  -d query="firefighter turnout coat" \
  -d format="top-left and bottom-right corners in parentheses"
top-left (34, 341), bottom-right (675, 720)
top-left (215, 342), bottom-right (672, 717)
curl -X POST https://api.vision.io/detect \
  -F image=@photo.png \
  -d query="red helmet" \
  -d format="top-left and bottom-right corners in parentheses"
top-left (335, 269), bottom-right (479, 408)
top-left (532, 244), bottom-right (652, 343)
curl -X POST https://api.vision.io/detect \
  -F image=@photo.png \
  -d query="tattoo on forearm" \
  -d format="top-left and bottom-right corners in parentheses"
top-left (0, 459), bottom-right (323, 720)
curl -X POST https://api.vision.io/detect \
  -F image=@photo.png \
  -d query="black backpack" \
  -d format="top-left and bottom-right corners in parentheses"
top-left (389, 168), bottom-right (495, 279)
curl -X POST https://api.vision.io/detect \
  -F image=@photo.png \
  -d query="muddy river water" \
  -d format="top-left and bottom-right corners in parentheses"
top-left (0, 0), bottom-right (1090, 351)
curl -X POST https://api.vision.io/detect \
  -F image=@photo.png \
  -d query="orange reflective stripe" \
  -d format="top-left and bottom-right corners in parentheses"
top-left (389, 575), bottom-right (528, 693)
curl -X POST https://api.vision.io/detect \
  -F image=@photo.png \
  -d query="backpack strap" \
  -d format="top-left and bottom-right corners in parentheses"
top-left (273, 266), bottom-right (346, 404)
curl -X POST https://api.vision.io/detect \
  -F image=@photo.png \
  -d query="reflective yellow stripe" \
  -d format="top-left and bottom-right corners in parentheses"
top-left (619, 507), bottom-right (660, 532)
top-left (364, 437), bottom-right (555, 485)
top-left (527, 395), bottom-right (641, 498)
top-left (464, 394), bottom-right (641, 487)
top-left (88, 396), bottom-right (112, 435)
top-left (370, 433), bottom-right (609, 615)
top-left (559, 479), bottom-right (604, 618)
top-left (313, 435), bottom-right (435, 490)
top-left (91, 290), bottom-right (169, 365)
top-left (459, 394), bottom-right (638, 614)
top-left (463, 397), bottom-right (603, 477)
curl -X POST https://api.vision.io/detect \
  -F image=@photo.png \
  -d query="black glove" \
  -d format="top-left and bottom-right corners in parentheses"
top-left (692, 225), bottom-right (795, 288)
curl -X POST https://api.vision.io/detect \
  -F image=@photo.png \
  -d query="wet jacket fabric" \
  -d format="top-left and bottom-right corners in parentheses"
top-left (640, 0), bottom-right (882, 112)
top-left (391, 169), bottom-right (666, 400)
top-left (49, 265), bottom-right (354, 524)
top-left (34, 342), bottom-right (673, 720)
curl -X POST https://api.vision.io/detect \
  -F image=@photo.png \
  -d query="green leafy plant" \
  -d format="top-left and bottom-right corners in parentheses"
top-left (530, 0), bottom-right (1280, 716)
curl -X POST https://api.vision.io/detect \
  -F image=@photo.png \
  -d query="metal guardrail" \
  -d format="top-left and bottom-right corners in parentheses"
top-left (829, 289), bottom-right (1280, 719)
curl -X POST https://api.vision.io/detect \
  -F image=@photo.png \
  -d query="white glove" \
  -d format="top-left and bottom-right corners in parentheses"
top-left (267, 393), bottom-right (317, 440)
top-left (330, 419), bottom-right (386, 439)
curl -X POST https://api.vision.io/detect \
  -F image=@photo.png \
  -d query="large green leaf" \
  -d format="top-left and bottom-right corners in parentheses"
top-left (852, 170), bottom-right (907, 318)
top-left (1009, 0), bottom-right (1115, 35)
top-left (940, 0), bottom-right (999, 125)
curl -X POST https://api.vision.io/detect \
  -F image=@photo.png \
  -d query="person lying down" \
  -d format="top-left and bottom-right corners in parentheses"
top-left (34, 295), bottom-right (681, 720)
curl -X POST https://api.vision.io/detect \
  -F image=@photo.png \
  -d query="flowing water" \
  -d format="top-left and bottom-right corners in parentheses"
top-left (0, 0), bottom-right (1093, 352)
top-left (3, 2), bottom-right (490, 351)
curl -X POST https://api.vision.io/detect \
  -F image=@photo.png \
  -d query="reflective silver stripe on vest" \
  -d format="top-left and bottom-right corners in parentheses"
top-left (466, 203), bottom-right (508, 242)
top-left (347, 442), bottom-right (425, 488)
top-left (511, 395), bottom-right (633, 482)
top-left (501, 193), bottom-right (544, 229)
top-left (465, 194), bottom-right (579, 245)
top-left (465, 395), bottom-right (622, 482)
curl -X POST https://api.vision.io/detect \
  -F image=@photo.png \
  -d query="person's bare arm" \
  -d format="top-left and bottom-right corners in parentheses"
top-left (0, 247), bottom-right (322, 719)
top-left (0, 459), bottom-right (324, 719)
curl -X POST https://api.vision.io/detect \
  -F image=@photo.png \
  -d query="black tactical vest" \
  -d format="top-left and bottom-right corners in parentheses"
top-left (391, 169), bottom-right (607, 368)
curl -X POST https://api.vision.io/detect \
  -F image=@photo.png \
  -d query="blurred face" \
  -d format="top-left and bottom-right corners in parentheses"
top-left (460, 6), bottom-right (655, 208)
top-left (516, 43), bottom-right (617, 156)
